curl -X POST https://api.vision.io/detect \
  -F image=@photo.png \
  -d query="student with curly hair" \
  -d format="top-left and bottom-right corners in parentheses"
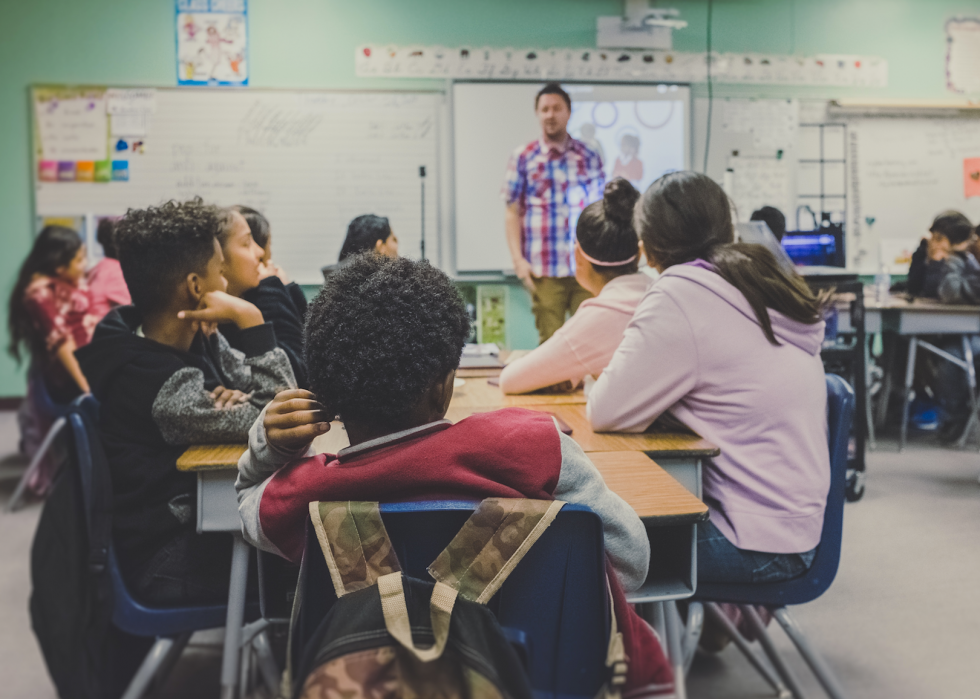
top-left (76, 198), bottom-right (296, 606)
top-left (499, 179), bottom-right (651, 394)
top-left (236, 254), bottom-right (672, 692)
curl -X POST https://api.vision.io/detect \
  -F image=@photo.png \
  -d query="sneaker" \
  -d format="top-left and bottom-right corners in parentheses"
top-left (909, 399), bottom-right (939, 431)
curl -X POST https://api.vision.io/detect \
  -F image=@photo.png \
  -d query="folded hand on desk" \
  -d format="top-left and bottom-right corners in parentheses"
top-left (265, 388), bottom-right (331, 450)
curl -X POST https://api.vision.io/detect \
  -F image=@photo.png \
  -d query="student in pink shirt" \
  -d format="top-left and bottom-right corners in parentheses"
top-left (499, 179), bottom-right (652, 394)
top-left (87, 218), bottom-right (131, 320)
top-left (589, 171), bottom-right (830, 585)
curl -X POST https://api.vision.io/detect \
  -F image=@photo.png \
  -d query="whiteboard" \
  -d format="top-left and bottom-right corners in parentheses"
top-left (453, 82), bottom-right (690, 273)
top-left (34, 88), bottom-right (442, 284)
top-left (849, 117), bottom-right (980, 273)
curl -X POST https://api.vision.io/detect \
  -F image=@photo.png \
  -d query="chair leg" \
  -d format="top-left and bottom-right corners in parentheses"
top-left (955, 336), bottom-right (980, 450)
top-left (704, 603), bottom-right (790, 698)
top-left (740, 605), bottom-right (808, 699)
top-left (149, 632), bottom-right (192, 694)
top-left (5, 417), bottom-right (66, 513)
top-left (900, 337), bottom-right (917, 452)
top-left (252, 630), bottom-right (282, 696)
top-left (663, 601), bottom-right (687, 699)
top-left (121, 637), bottom-right (176, 699)
top-left (773, 608), bottom-right (847, 699)
top-left (681, 602), bottom-right (703, 674)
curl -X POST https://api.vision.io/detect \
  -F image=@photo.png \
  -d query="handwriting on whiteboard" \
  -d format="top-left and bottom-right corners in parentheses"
top-left (239, 102), bottom-right (324, 147)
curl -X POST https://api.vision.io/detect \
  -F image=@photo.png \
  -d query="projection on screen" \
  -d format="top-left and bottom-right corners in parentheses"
top-left (566, 85), bottom-right (687, 196)
top-left (453, 82), bottom-right (690, 273)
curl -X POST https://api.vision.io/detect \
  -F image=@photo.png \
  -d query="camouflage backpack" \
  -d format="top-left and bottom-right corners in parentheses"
top-left (288, 498), bottom-right (629, 699)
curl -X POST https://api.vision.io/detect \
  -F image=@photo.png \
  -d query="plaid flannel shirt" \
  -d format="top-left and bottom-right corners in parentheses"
top-left (502, 137), bottom-right (605, 278)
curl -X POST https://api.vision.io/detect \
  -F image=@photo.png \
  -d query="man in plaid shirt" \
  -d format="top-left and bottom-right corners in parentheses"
top-left (503, 83), bottom-right (605, 343)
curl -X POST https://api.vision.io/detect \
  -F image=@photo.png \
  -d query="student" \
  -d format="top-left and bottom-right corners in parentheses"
top-left (218, 207), bottom-right (309, 388)
top-left (904, 212), bottom-right (980, 441)
top-left (750, 205), bottom-right (787, 241)
top-left (9, 225), bottom-right (97, 495)
top-left (321, 214), bottom-right (398, 280)
top-left (906, 211), bottom-right (979, 301)
top-left (236, 254), bottom-right (671, 691)
top-left (232, 205), bottom-right (307, 311)
top-left (589, 171), bottom-right (830, 586)
top-left (9, 225), bottom-right (95, 400)
top-left (76, 198), bottom-right (296, 605)
top-left (87, 217), bottom-right (132, 320)
top-left (499, 179), bottom-right (651, 394)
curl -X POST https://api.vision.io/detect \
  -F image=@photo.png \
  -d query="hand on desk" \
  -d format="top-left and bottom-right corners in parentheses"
top-left (265, 388), bottom-right (331, 450)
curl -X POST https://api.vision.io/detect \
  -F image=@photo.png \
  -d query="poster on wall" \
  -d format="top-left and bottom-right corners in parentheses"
top-left (946, 18), bottom-right (980, 94)
top-left (176, 0), bottom-right (248, 86)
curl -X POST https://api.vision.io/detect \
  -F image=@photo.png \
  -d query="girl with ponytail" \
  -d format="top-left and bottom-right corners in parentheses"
top-left (589, 171), bottom-right (831, 585)
top-left (500, 178), bottom-right (652, 394)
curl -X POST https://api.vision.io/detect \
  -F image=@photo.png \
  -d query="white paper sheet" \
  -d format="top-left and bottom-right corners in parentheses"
top-left (36, 93), bottom-right (108, 161)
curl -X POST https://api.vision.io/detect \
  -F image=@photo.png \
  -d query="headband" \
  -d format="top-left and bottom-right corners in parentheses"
top-left (576, 241), bottom-right (638, 267)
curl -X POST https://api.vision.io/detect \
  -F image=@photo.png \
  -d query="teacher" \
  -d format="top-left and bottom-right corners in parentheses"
top-left (503, 83), bottom-right (606, 343)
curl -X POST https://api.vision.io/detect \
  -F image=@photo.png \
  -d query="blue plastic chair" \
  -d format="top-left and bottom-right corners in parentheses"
top-left (6, 368), bottom-right (75, 512)
top-left (691, 374), bottom-right (854, 699)
top-left (66, 394), bottom-right (246, 699)
top-left (294, 501), bottom-right (612, 699)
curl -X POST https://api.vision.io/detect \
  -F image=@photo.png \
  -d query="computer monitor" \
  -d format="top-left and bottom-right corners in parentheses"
top-left (781, 224), bottom-right (846, 268)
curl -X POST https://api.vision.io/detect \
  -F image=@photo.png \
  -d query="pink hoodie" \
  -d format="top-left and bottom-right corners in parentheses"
top-left (588, 264), bottom-right (829, 554)
top-left (499, 273), bottom-right (652, 394)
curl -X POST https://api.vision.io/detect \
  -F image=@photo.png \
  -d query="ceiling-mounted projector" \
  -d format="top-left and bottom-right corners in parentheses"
top-left (597, 0), bottom-right (688, 50)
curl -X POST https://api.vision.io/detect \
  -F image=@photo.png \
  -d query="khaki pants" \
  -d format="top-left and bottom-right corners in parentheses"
top-left (530, 276), bottom-right (593, 343)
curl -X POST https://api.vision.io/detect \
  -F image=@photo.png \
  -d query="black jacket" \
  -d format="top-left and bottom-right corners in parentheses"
top-left (906, 242), bottom-right (980, 303)
top-left (76, 306), bottom-right (293, 579)
top-left (221, 277), bottom-right (309, 388)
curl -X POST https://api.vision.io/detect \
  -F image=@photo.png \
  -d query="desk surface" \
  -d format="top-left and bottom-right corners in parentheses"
top-left (836, 292), bottom-right (980, 315)
top-left (446, 402), bottom-right (719, 457)
top-left (450, 377), bottom-right (587, 408)
top-left (589, 451), bottom-right (707, 522)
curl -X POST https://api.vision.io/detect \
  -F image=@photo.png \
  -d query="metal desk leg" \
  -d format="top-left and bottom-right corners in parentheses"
top-left (220, 534), bottom-right (250, 699)
top-left (900, 337), bottom-right (918, 452)
top-left (955, 335), bottom-right (980, 451)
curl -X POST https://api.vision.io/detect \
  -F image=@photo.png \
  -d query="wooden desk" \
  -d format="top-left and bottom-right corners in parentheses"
top-left (589, 451), bottom-right (707, 524)
top-left (450, 377), bottom-right (586, 409)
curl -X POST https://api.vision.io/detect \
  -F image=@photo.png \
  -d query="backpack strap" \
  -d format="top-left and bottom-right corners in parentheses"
top-left (308, 501), bottom-right (401, 598)
top-left (428, 498), bottom-right (565, 604)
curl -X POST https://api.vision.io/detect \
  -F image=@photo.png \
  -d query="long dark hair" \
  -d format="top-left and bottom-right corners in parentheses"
top-left (8, 225), bottom-right (83, 363)
top-left (339, 214), bottom-right (391, 262)
top-left (233, 205), bottom-right (271, 249)
top-left (636, 171), bottom-right (823, 345)
top-left (577, 178), bottom-right (641, 276)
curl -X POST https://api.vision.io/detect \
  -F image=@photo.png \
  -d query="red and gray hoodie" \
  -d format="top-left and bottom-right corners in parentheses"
top-left (235, 407), bottom-right (671, 691)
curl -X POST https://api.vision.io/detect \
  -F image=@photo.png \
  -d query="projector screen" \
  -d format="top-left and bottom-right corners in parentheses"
top-left (453, 81), bottom-right (690, 273)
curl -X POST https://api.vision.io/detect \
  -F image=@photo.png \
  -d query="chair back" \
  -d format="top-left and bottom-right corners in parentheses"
top-left (695, 374), bottom-right (855, 606)
top-left (65, 394), bottom-right (228, 637)
top-left (295, 500), bottom-right (609, 699)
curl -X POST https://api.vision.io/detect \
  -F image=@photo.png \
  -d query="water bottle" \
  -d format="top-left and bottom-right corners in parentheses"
top-left (874, 263), bottom-right (891, 304)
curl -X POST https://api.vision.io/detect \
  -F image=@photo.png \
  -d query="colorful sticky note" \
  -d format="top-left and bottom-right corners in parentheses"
top-left (965, 157), bottom-right (980, 199)
top-left (75, 161), bottom-right (95, 182)
top-left (38, 161), bottom-right (57, 182)
top-left (111, 160), bottom-right (129, 181)
top-left (94, 160), bottom-right (112, 183)
top-left (57, 161), bottom-right (76, 181)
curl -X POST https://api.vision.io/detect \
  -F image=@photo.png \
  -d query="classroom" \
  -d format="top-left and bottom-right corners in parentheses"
top-left (2, 0), bottom-right (979, 697)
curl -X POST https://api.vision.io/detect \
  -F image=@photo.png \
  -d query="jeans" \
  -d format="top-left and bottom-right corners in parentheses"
top-left (934, 335), bottom-right (980, 425)
top-left (697, 520), bottom-right (816, 584)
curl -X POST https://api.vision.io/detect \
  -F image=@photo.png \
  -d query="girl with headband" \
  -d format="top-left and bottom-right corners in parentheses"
top-left (500, 178), bottom-right (652, 394)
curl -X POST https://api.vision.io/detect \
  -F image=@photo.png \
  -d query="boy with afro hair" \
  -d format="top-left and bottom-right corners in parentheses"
top-left (236, 253), bottom-right (671, 692)
top-left (77, 198), bottom-right (296, 606)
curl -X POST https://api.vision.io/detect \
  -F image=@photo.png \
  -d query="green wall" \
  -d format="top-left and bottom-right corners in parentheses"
top-left (1, 0), bottom-right (975, 394)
